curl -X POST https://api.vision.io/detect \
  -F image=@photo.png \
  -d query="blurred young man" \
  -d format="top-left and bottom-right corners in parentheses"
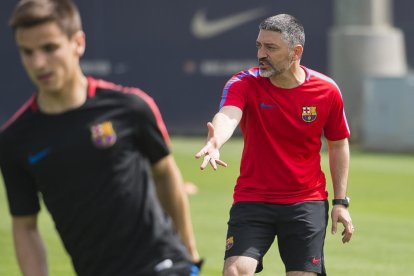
top-left (196, 14), bottom-right (354, 276)
top-left (0, 0), bottom-right (201, 275)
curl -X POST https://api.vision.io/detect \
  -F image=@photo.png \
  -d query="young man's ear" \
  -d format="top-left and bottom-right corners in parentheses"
top-left (72, 30), bottom-right (86, 57)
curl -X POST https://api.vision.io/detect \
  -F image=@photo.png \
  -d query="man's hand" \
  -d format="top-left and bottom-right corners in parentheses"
top-left (190, 258), bottom-right (204, 276)
top-left (331, 205), bottom-right (354, 243)
top-left (195, 122), bottom-right (227, 170)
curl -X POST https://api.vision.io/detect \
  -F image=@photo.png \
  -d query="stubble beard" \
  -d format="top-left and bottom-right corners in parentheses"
top-left (259, 65), bottom-right (285, 78)
top-left (259, 67), bottom-right (276, 78)
top-left (258, 59), bottom-right (284, 78)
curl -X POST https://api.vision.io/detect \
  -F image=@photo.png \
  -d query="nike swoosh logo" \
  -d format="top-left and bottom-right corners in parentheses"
top-left (312, 257), bottom-right (321, 264)
top-left (260, 103), bottom-right (275, 109)
top-left (28, 147), bottom-right (51, 165)
top-left (191, 7), bottom-right (267, 39)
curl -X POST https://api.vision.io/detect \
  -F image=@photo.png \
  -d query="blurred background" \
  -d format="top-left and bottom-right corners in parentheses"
top-left (1, 0), bottom-right (413, 149)
top-left (1, 1), bottom-right (414, 275)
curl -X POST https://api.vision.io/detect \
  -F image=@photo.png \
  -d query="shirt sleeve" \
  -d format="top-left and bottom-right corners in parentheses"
top-left (323, 88), bottom-right (351, 140)
top-left (219, 73), bottom-right (249, 111)
top-left (0, 136), bottom-right (40, 216)
top-left (130, 93), bottom-right (171, 164)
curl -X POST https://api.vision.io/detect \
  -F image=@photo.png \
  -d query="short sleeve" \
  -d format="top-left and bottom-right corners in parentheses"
top-left (323, 88), bottom-right (350, 140)
top-left (131, 93), bottom-right (170, 164)
top-left (219, 73), bottom-right (249, 111)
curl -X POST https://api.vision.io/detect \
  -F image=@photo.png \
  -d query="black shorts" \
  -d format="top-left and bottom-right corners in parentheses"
top-left (224, 201), bottom-right (328, 275)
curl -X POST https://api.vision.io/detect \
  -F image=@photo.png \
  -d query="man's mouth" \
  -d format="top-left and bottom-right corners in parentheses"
top-left (37, 72), bottom-right (53, 82)
top-left (259, 59), bottom-right (270, 68)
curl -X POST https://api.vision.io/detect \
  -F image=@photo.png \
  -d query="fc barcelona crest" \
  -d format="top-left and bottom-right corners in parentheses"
top-left (90, 121), bottom-right (117, 148)
top-left (226, 236), bottom-right (234, 251)
top-left (302, 106), bottom-right (317, 123)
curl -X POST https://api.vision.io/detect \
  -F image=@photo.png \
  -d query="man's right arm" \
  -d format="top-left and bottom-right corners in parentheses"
top-left (13, 215), bottom-right (48, 276)
top-left (195, 105), bottom-right (242, 170)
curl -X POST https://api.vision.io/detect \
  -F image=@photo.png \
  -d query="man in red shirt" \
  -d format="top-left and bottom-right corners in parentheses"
top-left (196, 14), bottom-right (354, 276)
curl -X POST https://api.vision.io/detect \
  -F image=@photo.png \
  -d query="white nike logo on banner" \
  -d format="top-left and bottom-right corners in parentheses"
top-left (191, 7), bottom-right (267, 39)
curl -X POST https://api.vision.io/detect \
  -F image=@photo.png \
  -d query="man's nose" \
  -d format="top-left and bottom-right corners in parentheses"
top-left (30, 52), bottom-right (47, 69)
top-left (257, 48), bottom-right (267, 59)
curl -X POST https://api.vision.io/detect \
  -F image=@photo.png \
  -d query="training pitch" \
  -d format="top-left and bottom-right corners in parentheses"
top-left (1, 137), bottom-right (414, 275)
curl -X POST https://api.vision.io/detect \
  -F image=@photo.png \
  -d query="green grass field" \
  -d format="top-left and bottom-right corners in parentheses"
top-left (1, 137), bottom-right (414, 275)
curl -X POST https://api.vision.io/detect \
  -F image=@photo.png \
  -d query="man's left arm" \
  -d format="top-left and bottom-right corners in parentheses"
top-left (327, 138), bottom-right (354, 243)
top-left (152, 155), bottom-right (200, 263)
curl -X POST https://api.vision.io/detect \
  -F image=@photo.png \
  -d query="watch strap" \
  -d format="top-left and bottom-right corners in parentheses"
top-left (332, 197), bottom-right (350, 207)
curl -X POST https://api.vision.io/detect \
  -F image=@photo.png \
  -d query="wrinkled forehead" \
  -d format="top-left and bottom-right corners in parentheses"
top-left (256, 29), bottom-right (287, 45)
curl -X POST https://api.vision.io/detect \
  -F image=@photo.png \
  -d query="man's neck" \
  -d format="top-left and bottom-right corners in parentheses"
top-left (37, 73), bottom-right (88, 114)
top-left (269, 63), bottom-right (306, 89)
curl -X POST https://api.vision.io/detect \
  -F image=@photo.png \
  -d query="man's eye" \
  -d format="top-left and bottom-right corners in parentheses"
top-left (21, 49), bottom-right (33, 56)
top-left (43, 44), bottom-right (58, 52)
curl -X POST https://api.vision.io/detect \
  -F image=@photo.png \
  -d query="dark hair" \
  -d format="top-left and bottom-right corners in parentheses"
top-left (9, 0), bottom-right (82, 37)
top-left (259, 14), bottom-right (305, 48)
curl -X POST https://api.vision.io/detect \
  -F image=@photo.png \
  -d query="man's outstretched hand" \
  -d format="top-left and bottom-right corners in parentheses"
top-left (195, 122), bottom-right (227, 170)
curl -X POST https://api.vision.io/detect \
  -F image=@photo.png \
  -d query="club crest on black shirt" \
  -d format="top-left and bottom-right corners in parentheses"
top-left (90, 121), bottom-right (117, 148)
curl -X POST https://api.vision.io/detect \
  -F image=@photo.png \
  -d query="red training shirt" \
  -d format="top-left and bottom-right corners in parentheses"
top-left (220, 66), bottom-right (350, 204)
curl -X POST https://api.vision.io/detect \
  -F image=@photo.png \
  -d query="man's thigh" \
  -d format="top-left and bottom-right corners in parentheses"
top-left (277, 201), bottom-right (328, 275)
top-left (223, 256), bottom-right (258, 276)
top-left (224, 202), bottom-right (278, 273)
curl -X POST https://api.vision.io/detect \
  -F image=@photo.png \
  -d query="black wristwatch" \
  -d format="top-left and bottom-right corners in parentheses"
top-left (332, 196), bottom-right (350, 208)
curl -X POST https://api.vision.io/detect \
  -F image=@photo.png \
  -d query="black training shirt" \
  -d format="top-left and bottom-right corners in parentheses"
top-left (0, 77), bottom-right (189, 275)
